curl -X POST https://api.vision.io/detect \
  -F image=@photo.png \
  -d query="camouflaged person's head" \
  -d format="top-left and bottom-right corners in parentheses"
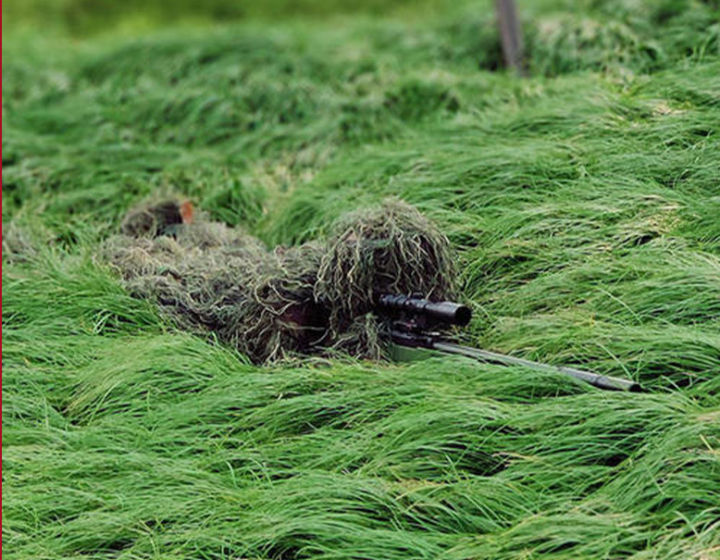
top-left (314, 199), bottom-right (457, 325)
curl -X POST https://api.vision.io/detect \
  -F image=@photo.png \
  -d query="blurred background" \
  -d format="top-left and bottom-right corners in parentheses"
top-left (3, 0), bottom-right (718, 236)
top-left (3, 0), bottom-right (460, 36)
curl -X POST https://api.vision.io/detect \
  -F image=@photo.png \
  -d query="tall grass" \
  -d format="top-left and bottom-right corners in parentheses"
top-left (3, 1), bottom-right (720, 558)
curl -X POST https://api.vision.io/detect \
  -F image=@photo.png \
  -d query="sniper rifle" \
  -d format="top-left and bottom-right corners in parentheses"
top-left (377, 294), bottom-right (641, 392)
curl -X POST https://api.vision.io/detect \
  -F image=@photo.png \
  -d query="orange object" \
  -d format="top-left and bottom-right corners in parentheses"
top-left (180, 200), bottom-right (195, 224)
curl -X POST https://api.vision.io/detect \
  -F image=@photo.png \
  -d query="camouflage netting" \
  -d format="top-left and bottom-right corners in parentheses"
top-left (101, 198), bottom-right (458, 363)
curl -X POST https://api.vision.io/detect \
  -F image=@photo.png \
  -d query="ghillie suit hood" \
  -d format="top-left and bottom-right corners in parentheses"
top-left (102, 198), bottom-right (458, 363)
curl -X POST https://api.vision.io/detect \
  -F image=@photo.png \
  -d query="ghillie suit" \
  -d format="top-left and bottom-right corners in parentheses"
top-left (102, 198), bottom-right (458, 363)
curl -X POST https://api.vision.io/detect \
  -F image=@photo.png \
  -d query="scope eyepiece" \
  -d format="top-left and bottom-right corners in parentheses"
top-left (378, 294), bottom-right (472, 326)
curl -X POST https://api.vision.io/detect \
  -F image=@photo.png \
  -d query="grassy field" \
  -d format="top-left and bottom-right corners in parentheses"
top-left (3, 0), bottom-right (720, 558)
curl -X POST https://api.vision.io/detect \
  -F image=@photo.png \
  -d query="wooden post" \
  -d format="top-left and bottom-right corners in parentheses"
top-left (495, 0), bottom-right (526, 76)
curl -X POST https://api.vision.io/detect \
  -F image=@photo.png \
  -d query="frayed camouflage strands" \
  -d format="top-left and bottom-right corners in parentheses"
top-left (315, 200), bottom-right (457, 336)
top-left (102, 198), bottom-right (458, 363)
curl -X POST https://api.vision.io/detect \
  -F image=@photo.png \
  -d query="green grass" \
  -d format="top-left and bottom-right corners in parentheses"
top-left (3, 0), bottom-right (720, 558)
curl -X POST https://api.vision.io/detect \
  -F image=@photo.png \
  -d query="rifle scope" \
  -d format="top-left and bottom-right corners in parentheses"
top-left (378, 294), bottom-right (472, 326)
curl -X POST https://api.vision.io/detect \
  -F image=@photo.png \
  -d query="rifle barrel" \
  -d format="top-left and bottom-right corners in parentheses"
top-left (432, 341), bottom-right (641, 392)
